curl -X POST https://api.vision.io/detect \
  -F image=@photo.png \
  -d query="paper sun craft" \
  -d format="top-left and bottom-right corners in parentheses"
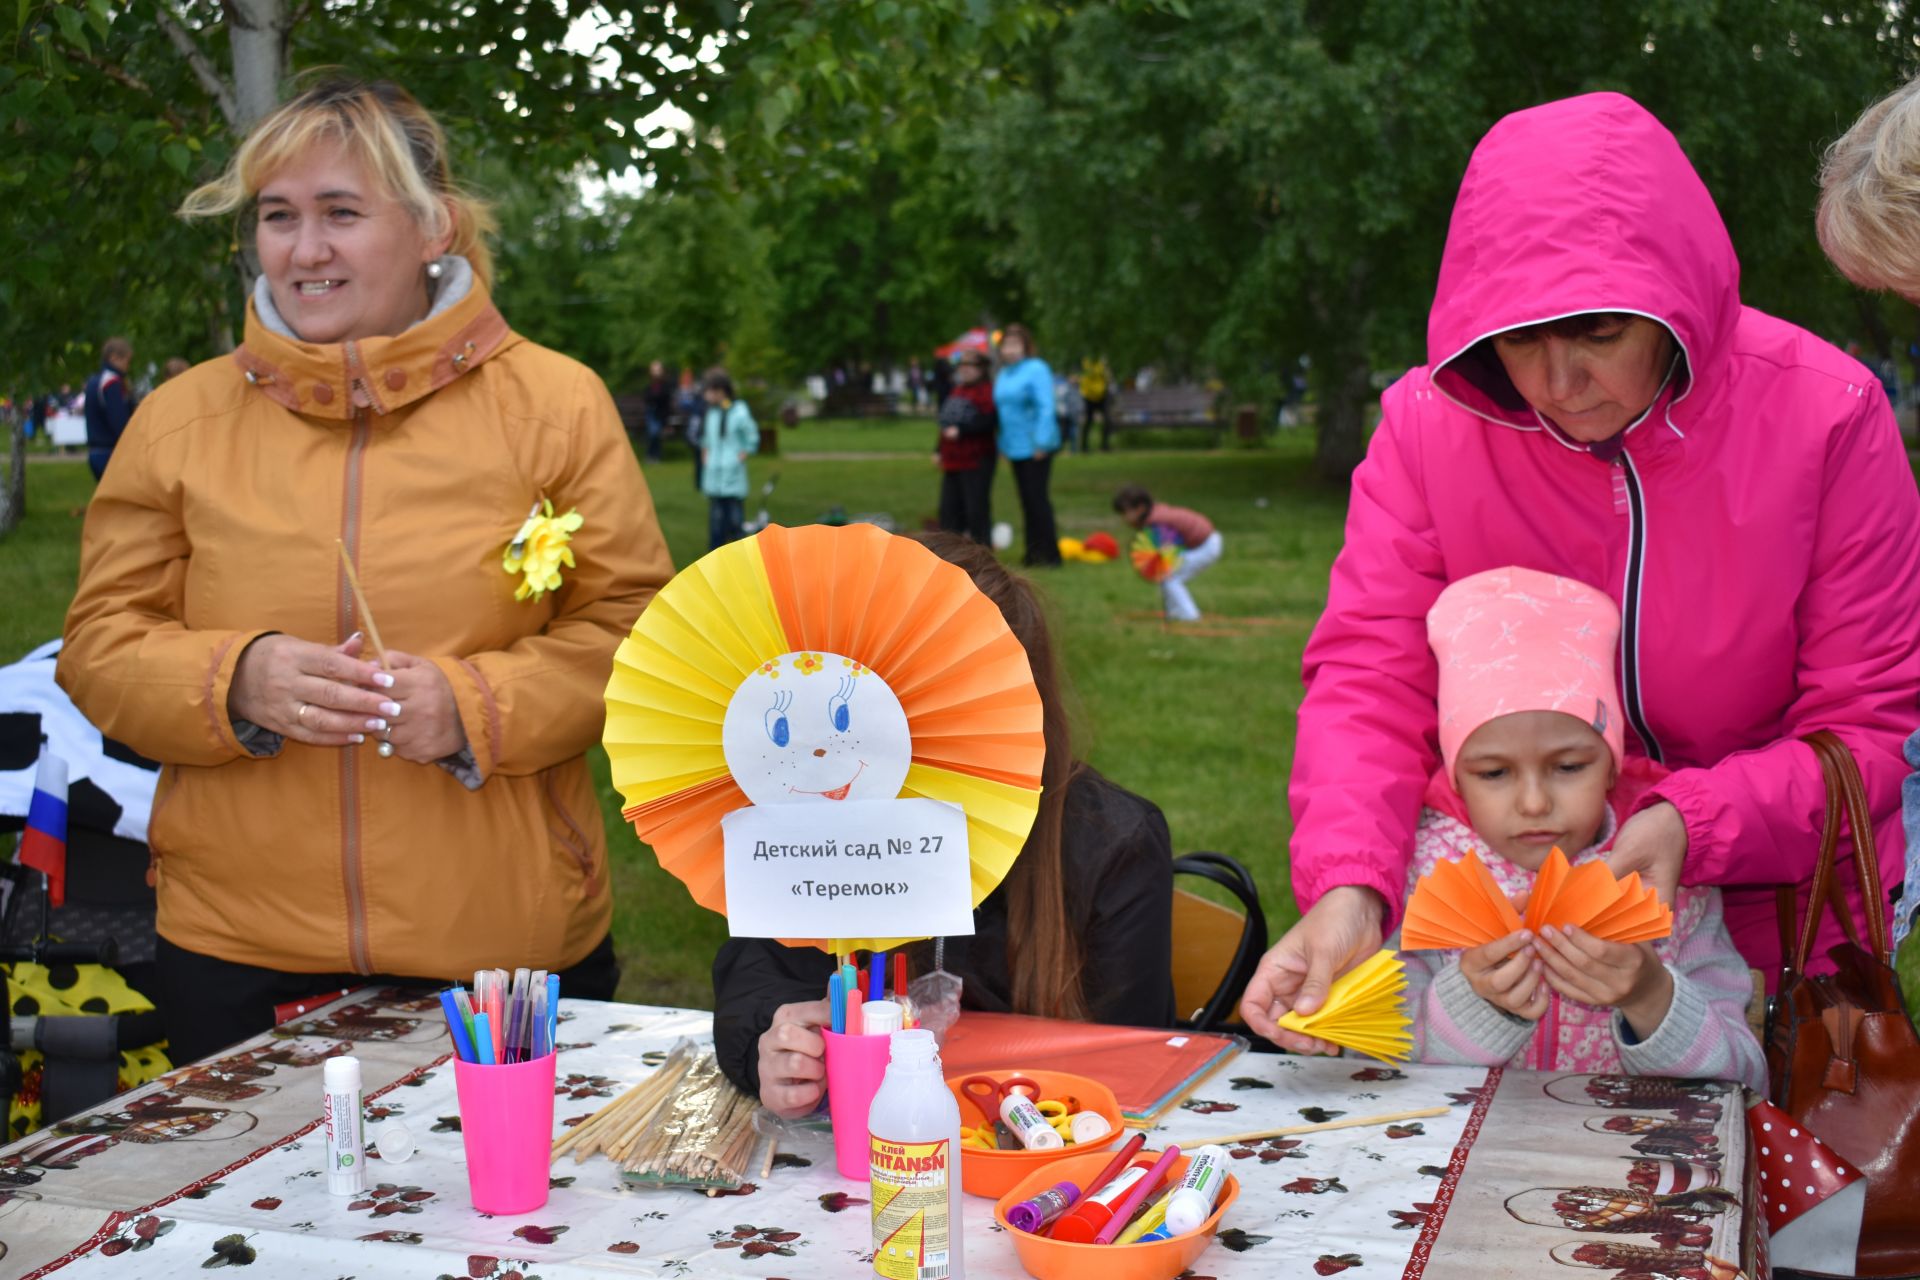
top-left (1399, 848), bottom-right (1672, 951)
top-left (1276, 949), bottom-right (1413, 1062)
top-left (1130, 525), bottom-right (1183, 583)
top-left (604, 523), bottom-right (1044, 954)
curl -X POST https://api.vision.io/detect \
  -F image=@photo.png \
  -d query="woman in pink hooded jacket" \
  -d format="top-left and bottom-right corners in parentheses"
top-left (1242, 92), bottom-right (1920, 1053)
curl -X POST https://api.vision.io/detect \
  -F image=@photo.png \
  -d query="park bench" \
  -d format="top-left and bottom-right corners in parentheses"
top-left (1108, 384), bottom-right (1223, 446)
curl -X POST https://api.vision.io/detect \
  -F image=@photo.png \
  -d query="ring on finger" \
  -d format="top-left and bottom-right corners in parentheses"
top-left (295, 702), bottom-right (310, 723)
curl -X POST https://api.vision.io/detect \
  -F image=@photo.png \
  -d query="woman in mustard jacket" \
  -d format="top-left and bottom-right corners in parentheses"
top-left (58, 77), bottom-right (673, 1062)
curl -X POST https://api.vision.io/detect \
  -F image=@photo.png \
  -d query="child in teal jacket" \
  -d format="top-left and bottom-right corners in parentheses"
top-left (699, 367), bottom-right (760, 549)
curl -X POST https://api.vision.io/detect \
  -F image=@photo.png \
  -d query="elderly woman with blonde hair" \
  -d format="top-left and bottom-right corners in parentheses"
top-left (58, 75), bottom-right (673, 1062)
top-left (1818, 80), bottom-right (1920, 950)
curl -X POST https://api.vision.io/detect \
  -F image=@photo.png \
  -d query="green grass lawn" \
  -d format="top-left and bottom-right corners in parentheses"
top-left (7, 430), bottom-right (1919, 1019)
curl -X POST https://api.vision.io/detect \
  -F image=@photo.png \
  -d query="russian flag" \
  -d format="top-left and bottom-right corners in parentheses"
top-left (20, 750), bottom-right (68, 907)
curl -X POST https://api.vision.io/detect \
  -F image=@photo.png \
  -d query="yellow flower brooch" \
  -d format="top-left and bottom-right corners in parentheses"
top-left (503, 499), bottom-right (583, 601)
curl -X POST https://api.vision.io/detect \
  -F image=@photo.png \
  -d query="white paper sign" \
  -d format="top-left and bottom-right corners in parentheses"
top-left (721, 797), bottom-right (974, 940)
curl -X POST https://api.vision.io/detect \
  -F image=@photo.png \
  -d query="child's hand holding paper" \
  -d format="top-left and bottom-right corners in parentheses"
top-left (1459, 889), bottom-right (1549, 1021)
top-left (1533, 925), bottom-right (1674, 1039)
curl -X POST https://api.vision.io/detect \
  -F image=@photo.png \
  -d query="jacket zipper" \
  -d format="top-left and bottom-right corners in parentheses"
top-left (339, 339), bottom-right (374, 974)
top-left (1616, 451), bottom-right (1664, 764)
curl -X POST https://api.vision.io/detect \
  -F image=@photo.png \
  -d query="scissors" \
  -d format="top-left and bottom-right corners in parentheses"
top-left (959, 1074), bottom-right (1042, 1124)
top-left (959, 1074), bottom-right (1042, 1146)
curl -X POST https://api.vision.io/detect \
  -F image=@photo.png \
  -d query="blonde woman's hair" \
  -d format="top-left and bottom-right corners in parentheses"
top-left (1818, 77), bottom-right (1920, 302)
top-left (179, 73), bottom-right (497, 288)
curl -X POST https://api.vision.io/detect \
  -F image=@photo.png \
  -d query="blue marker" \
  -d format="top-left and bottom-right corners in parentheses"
top-left (472, 1011), bottom-right (497, 1065)
top-left (870, 951), bottom-right (884, 1001)
top-left (439, 988), bottom-right (478, 1063)
top-left (829, 971), bottom-right (846, 1034)
top-left (546, 973), bottom-right (561, 1058)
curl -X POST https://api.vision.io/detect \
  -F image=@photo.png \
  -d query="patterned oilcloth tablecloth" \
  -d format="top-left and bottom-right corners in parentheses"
top-left (0, 989), bottom-right (1753, 1279)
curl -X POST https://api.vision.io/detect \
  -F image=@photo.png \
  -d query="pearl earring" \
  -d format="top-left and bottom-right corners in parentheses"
top-left (426, 260), bottom-right (445, 280)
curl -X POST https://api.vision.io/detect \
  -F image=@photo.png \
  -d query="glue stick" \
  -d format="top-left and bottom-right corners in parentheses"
top-left (1000, 1094), bottom-right (1064, 1150)
top-left (322, 1055), bottom-right (365, 1196)
top-left (1162, 1144), bottom-right (1230, 1235)
top-left (1047, 1162), bottom-right (1150, 1242)
top-left (1006, 1181), bottom-right (1080, 1233)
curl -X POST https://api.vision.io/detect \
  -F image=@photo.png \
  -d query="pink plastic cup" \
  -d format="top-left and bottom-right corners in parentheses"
top-left (453, 1054), bottom-right (557, 1214)
top-left (822, 1028), bottom-right (892, 1180)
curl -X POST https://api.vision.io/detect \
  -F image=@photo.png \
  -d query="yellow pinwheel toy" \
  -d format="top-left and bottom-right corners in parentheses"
top-left (603, 523), bottom-right (1045, 954)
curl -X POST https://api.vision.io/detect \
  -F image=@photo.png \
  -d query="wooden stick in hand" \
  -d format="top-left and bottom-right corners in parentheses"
top-left (335, 540), bottom-right (390, 669)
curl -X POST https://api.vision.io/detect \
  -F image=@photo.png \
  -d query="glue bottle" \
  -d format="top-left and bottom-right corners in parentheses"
top-left (868, 1029), bottom-right (964, 1280)
top-left (1162, 1144), bottom-right (1230, 1235)
top-left (322, 1055), bottom-right (366, 1196)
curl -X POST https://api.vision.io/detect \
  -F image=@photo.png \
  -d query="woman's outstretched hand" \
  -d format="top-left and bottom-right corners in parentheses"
top-left (1603, 801), bottom-right (1689, 905)
top-left (1239, 885), bottom-right (1386, 1052)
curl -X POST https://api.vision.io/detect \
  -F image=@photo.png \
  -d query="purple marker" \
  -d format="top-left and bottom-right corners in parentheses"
top-left (1006, 1180), bottom-right (1081, 1234)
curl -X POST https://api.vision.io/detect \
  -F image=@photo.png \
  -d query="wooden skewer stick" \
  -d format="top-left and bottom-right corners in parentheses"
top-left (1201, 1105), bottom-right (1451, 1147)
top-left (335, 540), bottom-right (390, 669)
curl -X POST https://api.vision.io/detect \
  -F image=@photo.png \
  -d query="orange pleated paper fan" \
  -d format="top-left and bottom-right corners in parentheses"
top-left (1400, 848), bottom-right (1672, 951)
top-left (603, 523), bottom-right (1045, 953)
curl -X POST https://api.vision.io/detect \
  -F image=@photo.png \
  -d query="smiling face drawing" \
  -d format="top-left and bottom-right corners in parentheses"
top-left (722, 651), bottom-right (912, 806)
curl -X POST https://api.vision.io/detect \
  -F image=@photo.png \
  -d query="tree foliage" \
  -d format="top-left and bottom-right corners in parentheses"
top-left (7, 0), bottom-right (1917, 481)
top-left (960, 0), bottom-right (1920, 478)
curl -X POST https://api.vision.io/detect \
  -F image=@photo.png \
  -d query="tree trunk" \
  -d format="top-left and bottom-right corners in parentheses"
top-left (226, 0), bottom-right (289, 301)
top-left (227, 0), bottom-right (290, 131)
top-left (0, 415), bottom-right (25, 537)
top-left (1307, 262), bottom-right (1375, 485)
top-left (1312, 352), bottom-right (1372, 485)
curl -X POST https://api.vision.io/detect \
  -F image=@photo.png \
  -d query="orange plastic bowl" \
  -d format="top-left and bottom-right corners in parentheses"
top-left (993, 1149), bottom-right (1238, 1280)
top-left (946, 1069), bottom-right (1124, 1198)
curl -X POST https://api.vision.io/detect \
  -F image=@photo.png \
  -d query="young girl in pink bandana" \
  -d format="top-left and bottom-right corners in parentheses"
top-left (1400, 567), bottom-right (1765, 1089)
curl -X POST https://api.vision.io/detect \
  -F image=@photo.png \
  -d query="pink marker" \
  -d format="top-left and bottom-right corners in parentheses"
top-left (1093, 1145), bottom-right (1180, 1245)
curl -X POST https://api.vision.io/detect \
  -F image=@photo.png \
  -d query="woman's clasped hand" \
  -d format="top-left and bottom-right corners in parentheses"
top-left (227, 633), bottom-right (467, 762)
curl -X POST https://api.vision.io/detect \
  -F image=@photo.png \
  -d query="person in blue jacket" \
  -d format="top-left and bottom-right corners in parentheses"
top-left (82, 336), bottom-right (135, 481)
top-left (698, 366), bottom-right (760, 550)
top-left (993, 323), bottom-right (1062, 567)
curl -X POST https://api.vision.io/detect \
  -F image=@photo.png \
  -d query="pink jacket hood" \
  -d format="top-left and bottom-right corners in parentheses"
top-left (1427, 92), bottom-right (1741, 439)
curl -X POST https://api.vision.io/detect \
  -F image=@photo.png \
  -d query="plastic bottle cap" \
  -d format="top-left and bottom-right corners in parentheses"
top-left (1070, 1112), bottom-right (1112, 1143)
top-left (861, 1000), bottom-right (904, 1036)
top-left (373, 1119), bottom-right (414, 1164)
top-left (323, 1055), bottom-right (362, 1091)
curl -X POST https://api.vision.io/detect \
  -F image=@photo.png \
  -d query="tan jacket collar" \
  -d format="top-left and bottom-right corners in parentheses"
top-left (232, 283), bottom-right (516, 422)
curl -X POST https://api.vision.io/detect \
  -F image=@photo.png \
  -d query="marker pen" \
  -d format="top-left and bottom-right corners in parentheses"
top-left (1113, 1185), bottom-right (1175, 1245)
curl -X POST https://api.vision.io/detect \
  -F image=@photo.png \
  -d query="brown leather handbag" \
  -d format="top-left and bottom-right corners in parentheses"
top-left (1764, 730), bottom-right (1920, 1277)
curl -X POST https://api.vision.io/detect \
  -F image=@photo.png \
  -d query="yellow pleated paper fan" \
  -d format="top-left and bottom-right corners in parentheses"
top-left (604, 524), bottom-right (1045, 953)
top-left (1276, 950), bottom-right (1413, 1062)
